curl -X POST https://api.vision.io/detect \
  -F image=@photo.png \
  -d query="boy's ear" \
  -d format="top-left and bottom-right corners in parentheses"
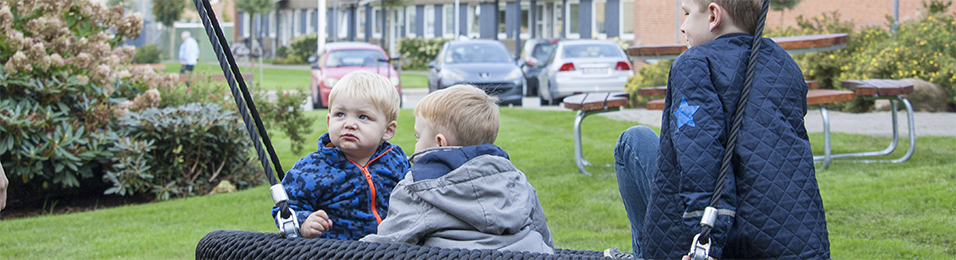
top-left (708, 2), bottom-right (723, 32)
top-left (435, 133), bottom-right (450, 147)
top-left (382, 120), bottom-right (397, 140)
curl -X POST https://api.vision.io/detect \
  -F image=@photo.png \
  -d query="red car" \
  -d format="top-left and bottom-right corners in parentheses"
top-left (310, 42), bottom-right (402, 108)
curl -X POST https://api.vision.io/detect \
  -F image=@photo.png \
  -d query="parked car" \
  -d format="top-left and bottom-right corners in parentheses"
top-left (309, 42), bottom-right (402, 108)
top-left (427, 39), bottom-right (524, 106)
top-left (536, 40), bottom-right (634, 105)
top-left (517, 39), bottom-right (560, 97)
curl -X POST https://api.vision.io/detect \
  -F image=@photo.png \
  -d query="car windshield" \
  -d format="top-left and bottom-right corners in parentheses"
top-left (562, 44), bottom-right (624, 58)
top-left (532, 43), bottom-right (558, 61)
top-left (444, 43), bottom-right (512, 64)
top-left (325, 49), bottom-right (386, 67)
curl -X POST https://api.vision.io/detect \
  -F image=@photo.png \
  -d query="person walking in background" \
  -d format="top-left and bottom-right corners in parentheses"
top-left (179, 31), bottom-right (200, 86)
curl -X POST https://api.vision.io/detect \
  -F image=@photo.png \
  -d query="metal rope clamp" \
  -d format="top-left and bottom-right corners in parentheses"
top-left (270, 184), bottom-right (301, 238)
top-left (688, 207), bottom-right (718, 260)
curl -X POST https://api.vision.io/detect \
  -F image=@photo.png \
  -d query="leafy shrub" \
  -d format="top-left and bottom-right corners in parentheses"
top-left (132, 44), bottom-right (164, 64)
top-left (398, 37), bottom-right (449, 70)
top-left (107, 103), bottom-right (264, 200)
top-left (624, 60), bottom-right (671, 107)
top-left (287, 33), bottom-right (317, 64)
top-left (157, 79), bottom-right (318, 155)
top-left (840, 2), bottom-right (956, 110)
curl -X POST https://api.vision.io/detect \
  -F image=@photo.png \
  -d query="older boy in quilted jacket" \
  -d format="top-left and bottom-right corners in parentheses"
top-left (614, 0), bottom-right (830, 259)
top-left (361, 85), bottom-right (554, 253)
top-left (271, 70), bottom-right (410, 240)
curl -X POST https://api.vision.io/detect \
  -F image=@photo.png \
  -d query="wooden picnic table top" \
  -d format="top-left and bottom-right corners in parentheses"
top-left (841, 79), bottom-right (914, 96)
top-left (563, 92), bottom-right (629, 112)
top-left (627, 33), bottom-right (849, 60)
top-left (635, 80), bottom-right (820, 98)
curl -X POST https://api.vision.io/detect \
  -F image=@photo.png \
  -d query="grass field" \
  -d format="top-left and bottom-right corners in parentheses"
top-left (2, 107), bottom-right (954, 259)
top-left (164, 63), bottom-right (428, 90)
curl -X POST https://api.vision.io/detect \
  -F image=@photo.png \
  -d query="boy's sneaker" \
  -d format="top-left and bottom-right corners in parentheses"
top-left (603, 248), bottom-right (634, 259)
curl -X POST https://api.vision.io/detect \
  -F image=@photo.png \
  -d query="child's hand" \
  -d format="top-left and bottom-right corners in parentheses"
top-left (299, 210), bottom-right (333, 238)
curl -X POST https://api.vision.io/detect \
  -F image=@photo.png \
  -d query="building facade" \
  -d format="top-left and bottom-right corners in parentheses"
top-left (234, 0), bottom-right (954, 54)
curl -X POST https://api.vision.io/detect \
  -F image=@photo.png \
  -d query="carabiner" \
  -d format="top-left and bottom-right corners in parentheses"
top-left (687, 233), bottom-right (710, 260)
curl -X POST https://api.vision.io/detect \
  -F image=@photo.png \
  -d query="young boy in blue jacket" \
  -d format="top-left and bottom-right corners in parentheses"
top-left (361, 85), bottom-right (554, 253)
top-left (615, 0), bottom-right (830, 259)
top-left (272, 70), bottom-right (410, 240)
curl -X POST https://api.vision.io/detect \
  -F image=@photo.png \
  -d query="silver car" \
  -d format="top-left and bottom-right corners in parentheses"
top-left (537, 40), bottom-right (634, 105)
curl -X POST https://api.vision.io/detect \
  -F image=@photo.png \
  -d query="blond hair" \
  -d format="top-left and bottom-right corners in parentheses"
top-left (691, 0), bottom-right (763, 35)
top-left (414, 84), bottom-right (499, 146)
top-left (328, 70), bottom-right (401, 122)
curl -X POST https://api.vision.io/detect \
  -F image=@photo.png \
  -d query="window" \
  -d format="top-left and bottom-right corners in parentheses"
top-left (469, 4), bottom-right (479, 38)
top-left (407, 7), bottom-right (417, 37)
top-left (622, 0), bottom-right (634, 40)
top-left (240, 12), bottom-right (250, 37)
top-left (358, 7), bottom-right (366, 39)
top-left (394, 8), bottom-right (405, 38)
top-left (498, 3), bottom-right (507, 36)
top-left (338, 9), bottom-right (349, 39)
top-left (444, 4), bottom-right (455, 37)
top-left (373, 7), bottom-right (382, 38)
top-left (568, 3), bottom-right (579, 37)
top-left (554, 4), bottom-right (563, 38)
top-left (595, 0), bottom-right (606, 36)
top-left (521, 5), bottom-right (529, 34)
top-left (425, 5), bottom-right (435, 38)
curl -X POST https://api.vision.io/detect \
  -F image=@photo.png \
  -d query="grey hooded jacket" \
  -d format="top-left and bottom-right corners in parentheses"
top-left (361, 144), bottom-right (554, 253)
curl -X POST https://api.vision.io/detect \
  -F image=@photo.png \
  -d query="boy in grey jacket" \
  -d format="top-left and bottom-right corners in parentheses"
top-left (361, 85), bottom-right (554, 253)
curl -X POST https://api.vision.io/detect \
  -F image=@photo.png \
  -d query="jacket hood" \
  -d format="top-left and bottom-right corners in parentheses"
top-left (407, 144), bottom-right (509, 181)
top-left (404, 144), bottom-right (539, 236)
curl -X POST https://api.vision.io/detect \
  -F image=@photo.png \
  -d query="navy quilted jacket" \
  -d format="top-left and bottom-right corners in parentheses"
top-left (643, 33), bottom-right (830, 259)
top-left (271, 133), bottom-right (410, 240)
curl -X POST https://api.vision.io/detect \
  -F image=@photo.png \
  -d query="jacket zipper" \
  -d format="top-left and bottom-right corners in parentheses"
top-left (347, 146), bottom-right (394, 224)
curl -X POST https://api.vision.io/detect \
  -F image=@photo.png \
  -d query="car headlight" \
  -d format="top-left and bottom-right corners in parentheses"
top-left (441, 70), bottom-right (465, 83)
top-left (324, 78), bottom-right (339, 88)
top-left (503, 68), bottom-right (523, 81)
top-left (389, 76), bottom-right (400, 86)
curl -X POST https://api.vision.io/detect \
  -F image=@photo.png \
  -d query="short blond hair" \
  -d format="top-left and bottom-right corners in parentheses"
top-left (691, 0), bottom-right (763, 35)
top-left (415, 84), bottom-right (499, 146)
top-left (328, 70), bottom-right (401, 122)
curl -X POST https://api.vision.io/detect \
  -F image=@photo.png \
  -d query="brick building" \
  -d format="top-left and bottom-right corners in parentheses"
top-left (237, 0), bottom-right (955, 54)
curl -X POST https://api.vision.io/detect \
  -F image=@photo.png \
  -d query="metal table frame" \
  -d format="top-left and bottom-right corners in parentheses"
top-left (813, 95), bottom-right (915, 169)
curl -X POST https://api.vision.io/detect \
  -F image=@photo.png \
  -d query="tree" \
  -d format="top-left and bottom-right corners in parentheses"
top-left (235, 0), bottom-right (275, 88)
top-left (771, 0), bottom-right (802, 27)
top-left (153, 0), bottom-right (186, 61)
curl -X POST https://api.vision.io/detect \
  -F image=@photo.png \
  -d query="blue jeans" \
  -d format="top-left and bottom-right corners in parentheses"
top-left (614, 126), bottom-right (659, 257)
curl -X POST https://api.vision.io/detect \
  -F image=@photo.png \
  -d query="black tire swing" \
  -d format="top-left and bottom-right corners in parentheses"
top-left (189, 0), bottom-right (606, 258)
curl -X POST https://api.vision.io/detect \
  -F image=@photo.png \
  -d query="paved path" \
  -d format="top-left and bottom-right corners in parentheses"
top-left (600, 108), bottom-right (956, 137)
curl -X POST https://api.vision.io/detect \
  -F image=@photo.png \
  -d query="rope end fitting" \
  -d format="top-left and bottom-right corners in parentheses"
top-left (687, 206), bottom-right (718, 260)
top-left (270, 184), bottom-right (300, 238)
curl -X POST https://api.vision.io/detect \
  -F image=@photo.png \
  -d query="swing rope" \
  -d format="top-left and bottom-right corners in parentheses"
top-left (190, 0), bottom-right (299, 237)
top-left (688, 0), bottom-right (771, 259)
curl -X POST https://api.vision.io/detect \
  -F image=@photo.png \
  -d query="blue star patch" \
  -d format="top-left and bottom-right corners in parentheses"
top-left (674, 97), bottom-right (699, 129)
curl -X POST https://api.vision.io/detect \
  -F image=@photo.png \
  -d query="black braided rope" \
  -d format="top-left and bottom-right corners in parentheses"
top-left (192, 0), bottom-right (285, 183)
top-left (698, 0), bottom-right (771, 243)
top-left (196, 230), bottom-right (609, 260)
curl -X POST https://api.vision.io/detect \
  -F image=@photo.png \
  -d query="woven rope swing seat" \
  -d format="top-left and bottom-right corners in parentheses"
top-left (196, 230), bottom-right (607, 259)
top-left (189, 0), bottom-right (610, 258)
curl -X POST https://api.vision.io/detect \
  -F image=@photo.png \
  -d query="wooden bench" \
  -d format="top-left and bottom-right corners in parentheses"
top-left (811, 79), bottom-right (916, 168)
top-left (562, 92), bottom-right (630, 175)
top-left (641, 80), bottom-right (829, 110)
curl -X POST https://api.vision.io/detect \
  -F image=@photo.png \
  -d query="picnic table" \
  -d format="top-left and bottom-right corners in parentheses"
top-left (560, 33), bottom-right (868, 174)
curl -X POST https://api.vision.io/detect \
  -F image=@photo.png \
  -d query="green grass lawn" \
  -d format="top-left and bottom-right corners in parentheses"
top-left (3, 110), bottom-right (955, 258)
top-left (400, 72), bottom-right (427, 88)
top-left (165, 63), bottom-right (311, 92)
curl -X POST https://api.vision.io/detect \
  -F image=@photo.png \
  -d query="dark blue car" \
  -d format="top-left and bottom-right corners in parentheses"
top-left (427, 40), bottom-right (524, 106)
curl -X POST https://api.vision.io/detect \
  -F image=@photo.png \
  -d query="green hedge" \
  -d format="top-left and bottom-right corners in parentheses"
top-left (398, 37), bottom-right (449, 70)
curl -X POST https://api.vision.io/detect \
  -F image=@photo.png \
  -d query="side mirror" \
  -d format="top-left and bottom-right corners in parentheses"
top-left (427, 60), bottom-right (437, 69)
top-left (307, 55), bottom-right (317, 64)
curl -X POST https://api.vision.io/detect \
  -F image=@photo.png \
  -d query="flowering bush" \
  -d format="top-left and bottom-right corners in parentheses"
top-left (0, 0), bottom-right (159, 188)
top-left (624, 60), bottom-right (671, 107)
